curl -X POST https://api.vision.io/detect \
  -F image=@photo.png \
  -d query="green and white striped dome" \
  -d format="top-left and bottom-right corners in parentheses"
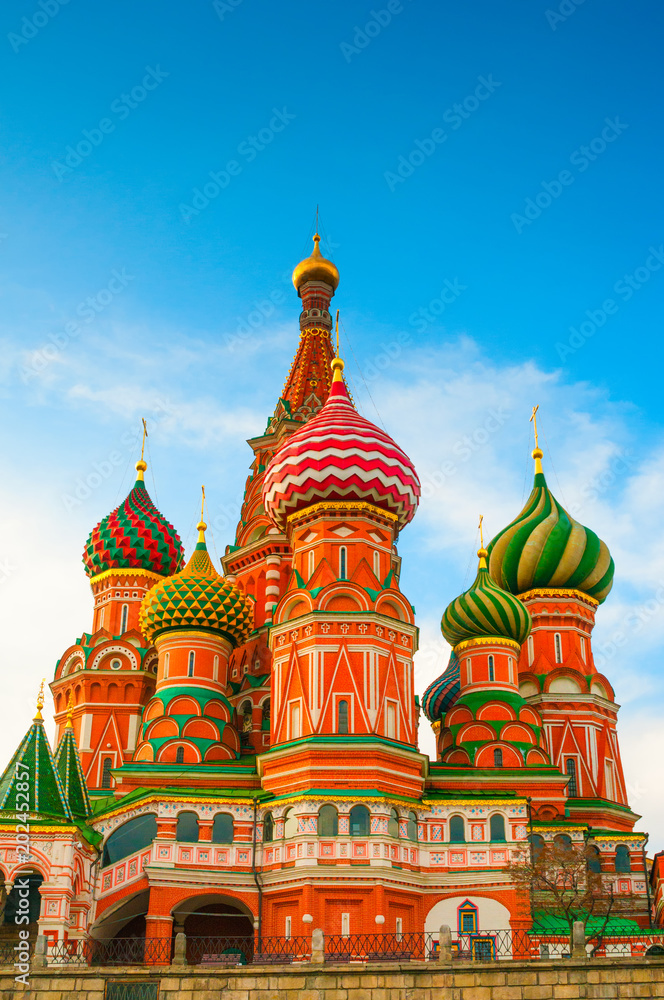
top-left (487, 459), bottom-right (614, 604)
top-left (442, 550), bottom-right (531, 649)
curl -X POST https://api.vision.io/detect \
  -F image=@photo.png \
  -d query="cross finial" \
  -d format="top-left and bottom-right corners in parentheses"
top-left (34, 678), bottom-right (45, 723)
top-left (136, 418), bottom-right (148, 480)
top-left (197, 486), bottom-right (207, 543)
top-left (530, 404), bottom-right (540, 449)
top-left (65, 691), bottom-right (74, 730)
top-left (478, 513), bottom-right (484, 549)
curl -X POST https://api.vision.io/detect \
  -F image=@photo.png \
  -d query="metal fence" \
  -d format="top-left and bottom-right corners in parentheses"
top-left (326, 932), bottom-right (435, 962)
top-left (0, 928), bottom-right (662, 968)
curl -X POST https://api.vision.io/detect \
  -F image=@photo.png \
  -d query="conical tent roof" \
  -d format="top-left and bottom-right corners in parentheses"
top-left (0, 717), bottom-right (71, 821)
top-left (54, 724), bottom-right (92, 819)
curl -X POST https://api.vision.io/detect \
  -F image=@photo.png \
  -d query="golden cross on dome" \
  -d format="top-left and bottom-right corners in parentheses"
top-left (197, 485), bottom-right (207, 543)
top-left (478, 513), bottom-right (484, 549)
top-left (135, 418), bottom-right (148, 481)
top-left (34, 678), bottom-right (45, 722)
top-left (141, 418), bottom-right (148, 461)
top-left (335, 309), bottom-right (340, 357)
top-left (530, 404), bottom-right (540, 449)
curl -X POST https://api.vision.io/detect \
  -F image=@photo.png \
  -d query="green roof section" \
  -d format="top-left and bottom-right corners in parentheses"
top-left (54, 724), bottom-right (92, 819)
top-left (0, 715), bottom-right (72, 821)
top-left (442, 552), bottom-right (531, 648)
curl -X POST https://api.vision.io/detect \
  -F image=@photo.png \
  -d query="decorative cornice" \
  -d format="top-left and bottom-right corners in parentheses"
top-left (91, 568), bottom-right (164, 586)
top-left (518, 588), bottom-right (599, 609)
top-left (454, 636), bottom-right (521, 653)
top-left (287, 500), bottom-right (398, 525)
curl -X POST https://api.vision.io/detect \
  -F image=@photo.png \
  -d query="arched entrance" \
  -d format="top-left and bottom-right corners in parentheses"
top-left (1, 871), bottom-right (43, 943)
top-left (172, 894), bottom-right (254, 966)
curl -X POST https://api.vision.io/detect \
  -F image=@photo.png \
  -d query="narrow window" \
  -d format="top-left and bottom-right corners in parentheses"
top-left (386, 702), bottom-right (396, 739)
top-left (529, 834), bottom-right (545, 861)
top-left (349, 804), bottom-right (370, 836)
top-left (341, 912), bottom-right (350, 937)
top-left (308, 550), bottom-right (315, 579)
top-left (339, 546), bottom-right (347, 580)
top-left (101, 757), bottom-right (113, 790)
top-left (554, 633), bottom-right (563, 664)
top-left (261, 698), bottom-right (271, 730)
top-left (388, 808), bottom-right (399, 838)
top-left (566, 758), bottom-right (578, 797)
top-left (263, 812), bottom-right (274, 842)
top-left (527, 635), bottom-right (534, 666)
top-left (508, 657), bottom-right (514, 683)
top-left (587, 845), bottom-right (602, 874)
top-left (449, 815), bottom-right (465, 843)
top-left (120, 604), bottom-right (128, 634)
top-left (579, 635), bottom-right (586, 663)
top-left (494, 747), bottom-right (503, 767)
top-left (615, 845), bottom-right (631, 873)
top-left (458, 902), bottom-right (477, 934)
top-left (605, 761), bottom-right (614, 800)
top-left (99, 607), bottom-right (105, 630)
top-left (337, 699), bottom-right (349, 734)
top-left (466, 658), bottom-right (472, 684)
top-left (164, 651), bottom-right (170, 679)
top-left (283, 808), bottom-right (298, 838)
top-left (407, 811), bottom-right (418, 841)
top-left (490, 814), bottom-right (506, 841)
top-left (488, 655), bottom-right (494, 682)
top-left (318, 804), bottom-right (338, 837)
top-left (285, 916), bottom-right (292, 940)
top-left (289, 702), bottom-right (301, 740)
top-left (373, 550), bottom-right (380, 579)
top-left (212, 813), bottom-right (234, 843)
top-left (396, 917), bottom-right (403, 942)
top-left (188, 651), bottom-right (195, 677)
top-left (175, 746), bottom-right (185, 764)
top-left (176, 811), bottom-right (199, 842)
top-left (213, 655), bottom-right (219, 681)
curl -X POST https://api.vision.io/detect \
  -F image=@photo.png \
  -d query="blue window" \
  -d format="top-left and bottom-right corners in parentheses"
top-left (458, 901), bottom-right (478, 934)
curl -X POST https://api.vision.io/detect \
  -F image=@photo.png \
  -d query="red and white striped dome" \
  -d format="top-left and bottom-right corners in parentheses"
top-left (262, 361), bottom-right (420, 530)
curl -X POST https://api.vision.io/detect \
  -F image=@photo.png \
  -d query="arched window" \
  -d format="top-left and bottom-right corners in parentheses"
top-left (566, 758), bottom-right (578, 797)
top-left (263, 812), bottom-right (274, 842)
top-left (337, 700), bottom-right (349, 734)
top-left (188, 651), bottom-right (195, 677)
top-left (490, 814), bottom-right (506, 842)
top-left (579, 635), bottom-right (586, 662)
top-left (102, 813), bottom-right (158, 867)
top-left (349, 804), bottom-right (370, 836)
top-left (261, 698), bottom-right (271, 730)
top-left (449, 815), bottom-right (465, 843)
top-left (508, 657), bottom-right (514, 682)
top-left (318, 804), bottom-right (338, 837)
top-left (308, 550), bottom-right (315, 579)
top-left (493, 747), bottom-right (503, 768)
top-left (373, 550), bottom-right (380, 579)
top-left (554, 834), bottom-right (573, 852)
top-left (339, 546), bottom-right (347, 580)
top-left (554, 633), bottom-right (563, 663)
top-left (213, 655), bottom-right (219, 681)
top-left (212, 813), bottom-right (234, 843)
top-left (529, 833), bottom-right (545, 861)
top-left (120, 604), bottom-right (128, 634)
top-left (527, 635), bottom-right (534, 666)
top-left (587, 844), bottom-right (602, 874)
top-left (175, 746), bottom-right (185, 764)
top-left (407, 811), bottom-right (418, 841)
top-left (615, 845), bottom-right (631, 873)
top-left (176, 811), bottom-right (199, 843)
top-left (164, 651), bottom-right (170, 679)
top-left (100, 757), bottom-right (114, 789)
top-left (283, 808), bottom-right (298, 839)
top-left (388, 808), bottom-right (399, 838)
top-left (241, 700), bottom-right (253, 732)
top-left (488, 655), bottom-right (494, 682)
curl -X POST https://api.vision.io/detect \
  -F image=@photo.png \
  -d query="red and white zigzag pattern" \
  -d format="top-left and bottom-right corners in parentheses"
top-left (263, 379), bottom-right (420, 529)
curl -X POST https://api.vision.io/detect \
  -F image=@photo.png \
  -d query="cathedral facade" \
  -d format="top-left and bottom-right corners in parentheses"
top-left (0, 235), bottom-right (654, 952)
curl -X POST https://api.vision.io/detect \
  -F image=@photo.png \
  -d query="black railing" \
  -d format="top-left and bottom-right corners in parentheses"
top-left (326, 932), bottom-right (435, 962)
top-left (451, 929), bottom-right (664, 962)
top-left (186, 934), bottom-right (310, 966)
top-left (46, 936), bottom-right (173, 966)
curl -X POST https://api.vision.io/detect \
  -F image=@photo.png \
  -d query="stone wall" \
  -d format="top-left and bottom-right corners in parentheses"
top-left (1, 958), bottom-right (663, 1000)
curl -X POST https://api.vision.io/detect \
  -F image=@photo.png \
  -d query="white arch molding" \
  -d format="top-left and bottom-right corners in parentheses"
top-left (424, 894), bottom-right (512, 933)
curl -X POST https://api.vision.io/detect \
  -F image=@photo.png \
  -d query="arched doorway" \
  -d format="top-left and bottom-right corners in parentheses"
top-left (2, 871), bottom-right (43, 943)
top-left (172, 894), bottom-right (254, 966)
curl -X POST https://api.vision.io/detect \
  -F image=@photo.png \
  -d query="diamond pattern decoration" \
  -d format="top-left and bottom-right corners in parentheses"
top-left (83, 477), bottom-right (184, 580)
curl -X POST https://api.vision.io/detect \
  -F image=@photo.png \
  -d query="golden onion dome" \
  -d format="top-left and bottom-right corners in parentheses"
top-left (292, 233), bottom-right (340, 293)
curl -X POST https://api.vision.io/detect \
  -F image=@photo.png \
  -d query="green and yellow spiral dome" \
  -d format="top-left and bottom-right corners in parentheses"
top-left (487, 452), bottom-right (614, 603)
top-left (140, 522), bottom-right (253, 645)
top-left (442, 549), bottom-right (532, 649)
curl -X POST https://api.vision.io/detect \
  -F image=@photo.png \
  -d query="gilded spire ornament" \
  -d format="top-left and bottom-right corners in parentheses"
top-left (530, 404), bottom-right (544, 475)
top-left (33, 679), bottom-right (45, 723)
top-left (65, 692), bottom-right (74, 730)
top-left (136, 417), bottom-right (148, 481)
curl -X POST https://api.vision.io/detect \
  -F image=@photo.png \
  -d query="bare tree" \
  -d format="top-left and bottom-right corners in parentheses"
top-left (504, 839), bottom-right (643, 952)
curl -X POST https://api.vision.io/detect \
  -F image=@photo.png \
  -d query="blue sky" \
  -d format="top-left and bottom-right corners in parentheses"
top-left (1, 0), bottom-right (663, 845)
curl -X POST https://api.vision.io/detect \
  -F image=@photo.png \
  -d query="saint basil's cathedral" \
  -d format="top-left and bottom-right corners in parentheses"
top-left (0, 233), bottom-right (658, 952)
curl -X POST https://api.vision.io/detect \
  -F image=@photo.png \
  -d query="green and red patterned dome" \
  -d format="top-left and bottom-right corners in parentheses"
top-left (83, 462), bottom-right (184, 581)
top-left (487, 450), bottom-right (614, 603)
top-left (140, 522), bottom-right (253, 645)
top-left (442, 549), bottom-right (531, 650)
